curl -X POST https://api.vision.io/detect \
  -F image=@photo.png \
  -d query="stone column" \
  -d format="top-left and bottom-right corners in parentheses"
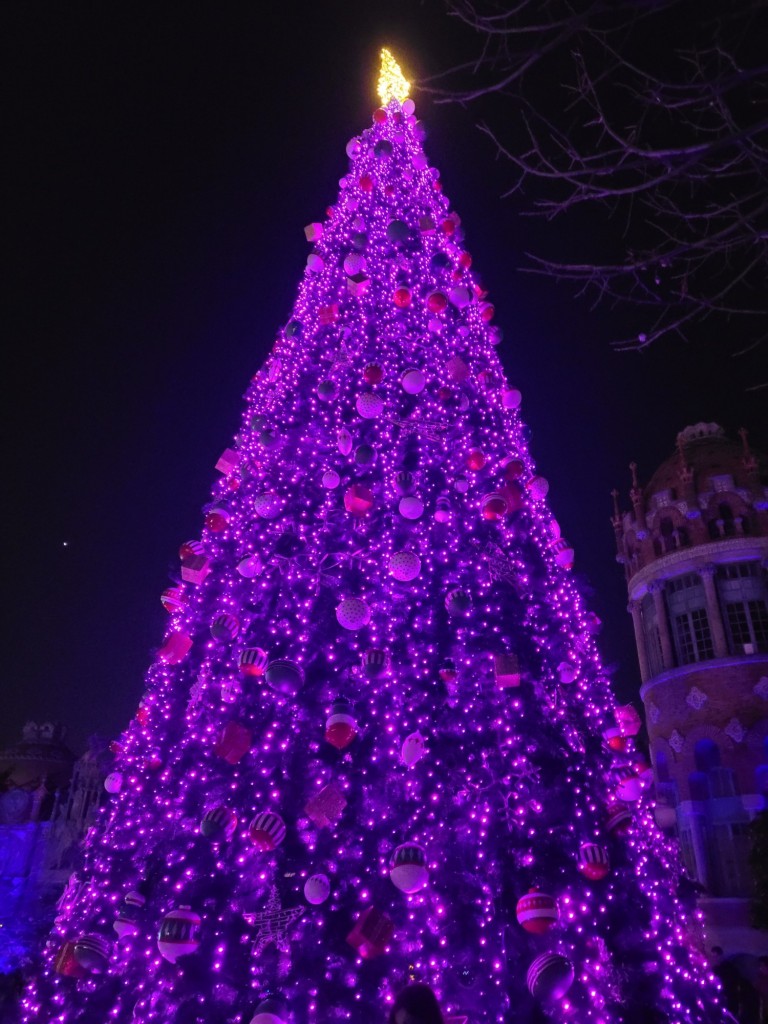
top-left (699, 563), bottom-right (728, 658)
top-left (649, 581), bottom-right (675, 670)
top-left (628, 600), bottom-right (651, 683)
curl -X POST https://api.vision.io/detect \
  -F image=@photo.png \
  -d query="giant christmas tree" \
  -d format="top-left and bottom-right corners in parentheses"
top-left (23, 52), bottom-right (725, 1024)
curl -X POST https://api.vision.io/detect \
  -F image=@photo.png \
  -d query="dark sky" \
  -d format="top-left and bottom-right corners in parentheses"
top-left (4, 3), bottom-right (766, 756)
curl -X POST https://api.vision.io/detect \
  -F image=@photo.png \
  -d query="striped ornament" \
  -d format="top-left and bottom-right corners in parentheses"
top-left (264, 659), bottom-right (304, 695)
top-left (157, 906), bottom-right (201, 963)
top-left (577, 842), bottom-right (610, 881)
top-left (161, 586), bottom-right (186, 613)
top-left (605, 799), bottom-right (633, 833)
top-left (238, 647), bottom-right (269, 677)
top-left (361, 648), bottom-right (389, 678)
top-left (249, 811), bottom-right (286, 851)
top-left (615, 765), bottom-right (643, 802)
top-left (114, 891), bottom-right (146, 939)
top-left (325, 698), bottom-right (357, 751)
top-left (179, 539), bottom-right (204, 560)
top-left (210, 614), bottom-right (240, 643)
top-left (526, 952), bottom-right (574, 1001)
top-left (73, 934), bottom-right (112, 973)
top-left (200, 805), bottom-right (238, 842)
top-left (515, 889), bottom-right (559, 934)
top-left (390, 842), bottom-right (428, 894)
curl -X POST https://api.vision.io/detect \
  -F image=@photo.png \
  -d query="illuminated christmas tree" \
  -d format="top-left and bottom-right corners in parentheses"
top-left (24, 51), bottom-right (725, 1024)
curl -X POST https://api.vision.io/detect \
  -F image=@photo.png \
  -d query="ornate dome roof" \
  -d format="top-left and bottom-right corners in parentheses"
top-left (643, 422), bottom-right (765, 497)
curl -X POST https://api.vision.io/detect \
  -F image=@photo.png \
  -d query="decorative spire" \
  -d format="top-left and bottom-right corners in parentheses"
top-left (738, 426), bottom-right (751, 457)
top-left (378, 48), bottom-right (410, 106)
top-left (629, 461), bottom-right (640, 492)
top-left (611, 488), bottom-right (621, 522)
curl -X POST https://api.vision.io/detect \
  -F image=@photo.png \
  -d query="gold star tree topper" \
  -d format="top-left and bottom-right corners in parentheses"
top-left (378, 48), bottom-right (410, 106)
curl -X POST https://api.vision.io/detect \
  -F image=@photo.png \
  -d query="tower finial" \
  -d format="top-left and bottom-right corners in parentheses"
top-left (629, 461), bottom-right (640, 491)
top-left (611, 488), bottom-right (621, 520)
top-left (738, 426), bottom-right (751, 457)
top-left (378, 48), bottom-right (410, 106)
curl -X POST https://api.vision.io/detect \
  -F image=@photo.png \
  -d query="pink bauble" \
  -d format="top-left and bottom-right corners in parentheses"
top-left (516, 890), bottom-right (559, 934)
top-left (389, 551), bottom-right (421, 582)
top-left (402, 730), bottom-right (427, 767)
top-left (336, 597), bottom-right (371, 630)
top-left (322, 470), bottom-right (340, 489)
top-left (390, 843), bottom-right (428, 893)
top-left (399, 496), bottom-right (424, 520)
top-left (502, 387), bottom-right (522, 409)
top-left (401, 368), bottom-right (426, 394)
top-left (248, 811), bottom-right (286, 851)
top-left (356, 392), bottom-right (384, 419)
top-left (344, 483), bottom-right (374, 517)
top-left (304, 873), bottom-right (331, 905)
top-left (254, 492), bottom-right (282, 518)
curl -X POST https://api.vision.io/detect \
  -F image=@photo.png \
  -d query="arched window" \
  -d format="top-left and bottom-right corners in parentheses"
top-left (688, 770), bottom-right (710, 802)
top-left (641, 593), bottom-right (664, 677)
top-left (694, 738), bottom-right (721, 772)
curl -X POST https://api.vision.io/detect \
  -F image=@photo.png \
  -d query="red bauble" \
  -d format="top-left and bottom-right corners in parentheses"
top-left (205, 507), bottom-right (230, 532)
top-left (441, 218), bottom-right (455, 235)
top-left (498, 481), bottom-right (525, 513)
top-left (363, 363), bottom-right (383, 385)
top-left (577, 842), bottom-right (610, 881)
top-left (458, 251), bottom-right (472, 270)
top-left (161, 586), bottom-right (186, 613)
top-left (325, 698), bottom-right (357, 751)
top-left (393, 287), bottom-right (412, 308)
top-left (249, 811), bottom-right (286, 851)
top-left (426, 291), bottom-right (448, 314)
top-left (344, 483), bottom-right (374, 517)
top-left (359, 174), bottom-right (374, 192)
top-left (437, 385), bottom-right (453, 405)
top-left (466, 448), bottom-right (487, 471)
top-left (515, 889), bottom-right (559, 934)
top-left (373, 108), bottom-right (388, 124)
top-left (179, 539), bottom-right (204, 561)
top-left (481, 493), bottom-right (508, 520)
top-left (502, 458), bottom-right (526, 481)
top-left (480, 302), bottom-right (495, 322)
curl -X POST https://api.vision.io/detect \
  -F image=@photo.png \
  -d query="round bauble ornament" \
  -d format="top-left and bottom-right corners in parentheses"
top-left (200, 805), bottom-right (238, 842)
top-left (477, 369), bottom-right (497, 391)
top-left (104, 772), bottom-right (123, 794)
top-left (448, 285), bottom-right (471, 308)
top-left (557, 662), bottom-right (578, 685)
top-left (526, 475), bottom-right (549, 500)
top-left (390, 843), bottom-right (428, 893)
top-left (577, 842), bottom-right (610, 880)
top-left (250, 996), bottom-right (287, 1024)
top-left (399, 496), bottom-right (424, 520)
top-left (346, 136), bottom-right (361, 158)
top-left (605, 800), bottom-right (632, 834)
top-left (361, 647), bottom-right (390, 678)
top-left (344, 483), bottom-right (374, 516)
top-left (285, 319), bottom-right (302, 339)
top-left (434, 496), bottom-right (451, 522)
top-left (336, 597), bottom-right (371, 630)
top-left (250, 413), bottom-right (268, 432)
top-left (157, 906), bottom-right (201, 963)
top-left (413, 152), bottom-right (428, 171)
top-left (248, 811), bottom-right (286, 851)
top-left (502, 387), bottom-right (522, 410)
top-left (258, 428), bottom-right (279, 449)
top-left (73, 934), bottom-right (112, 973)
top-left (322, 469), bottom-right (340, 489)
top-left (344, 252), bottom-right (366, 276)
top-left (394, 470), bottom-right (415, 495)
top-left (254, 492), bottom-right (282, 519)
top-left (439, 658), bottom-right (457, 682)
top-left (206, 507), bottom-right (230, 532)
top-left (393, 286), bottom-right (412, 308)
top-left (516, 890), bottom-right (559, 934)
top-left (161, 586), bottom-right (186, 614)
top-left (445, 354), bottom-right (470, 382)
top-left (325, 697), bottom-right (357, 750)
top-left (481, 492), bottom-right (508, 520)
top-left (402, 97), bottom-right (415, 116)
top-left (211, 614), bottom-right (240, 643)
top-left (306, 253), bottom-right (324, 273)
top-left (359, 173), bottom-right (374, 193)
top-left (374, 138), bottom-right (393, 159)
top-left (602, 726), bottom-right (627, 752)
top-left (445, 587), bottom-right (472, 618)
top-left (453, 475), bottom-right (469, 493)
top-left (304, 873), bottom-right (331, 905)
top-left (386, 219), bottom-right (410, 244)
top-left (389, 551), bottom-right (421, 582)
top-left (237, 554), bottom-right (264, 578)
top-left (114, 891), bottom-right (146, 939)
top-left (356, 392), bottom-right (384, 419)
top-left (337, 426), bottom-right (353, 455)
top-left (427, 291), bottom-right (448, 314)
top-left (401, 368), bottom-right (426, 394)
top-left (363, 362), bottom-right (383, 384)
top-left (317, 380), bottom-right (338, 403)
top-left (373, 107), bottom-right (388, 124)
top-left (633, 756), bottom-right (653, 785)
top-left (466, 448), bottom-right (486, 471)
top-left (501, 457), bottom-right (525, 481)
top-left (354, 443), bottom-right (376, 466)
top-left (457, 250), bottom-right (472, 269)
top-left (402, 730), bottom-right (427, 767)
top-left (436, 385), bottom-right (453, 406)
top-left (527, 953), bottom-right (574, 1002)
top-left (179, 539), bottom-right (204, 561)
top-left (479, 302), bottom-right (495, 322)
top-left (550, 538), bottom-right (575, 569)
top-left (615, 704), bottom-right (642, 738)
top-left (430, 251), bottom-right (451, 272)
top-left (264, 659), bottom-right (304, 695)
top-left (615, 766), bottom-right (643, 803)
top-left (351, 230), bottom-right (367, 250)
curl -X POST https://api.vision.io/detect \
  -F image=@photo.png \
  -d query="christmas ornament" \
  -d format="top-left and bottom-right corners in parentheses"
top-left (427, 290), bottom-right (448, 313)
top-left (466, 448), bottom-right (486, 471)
top-left (526, 475), bottom-right (549, 500)
top-left (363, 362), bottom-right (383, 384)
top-left (157, 631), bottom-right (193, 664)
top-left (304, 781), bottom-right (347, 828)
top-left (401, 368), bottom-right (426, 394)
top-left (515, 890), bottom-right (559, 934)
top-left (346, 905), bottom-right (394, 959)
top-left (445, 587), bottom-right (472, 617)
top-left (254, 492), bottom-right (283, 519)
top-left (239, 647), bottom-right (269, 677)
top-left (201, 805), bottom-right (238, 842)
top-left (114, 891), bottom-right (146, 939)
top-left (250, 996), bottom-right (287, 1024)
top-left (526, 952), bottom-right (574, 1001)
top-left (390, 842), bottom-right (428, 893)
top-left (213, 721), bottom-right (252, 764)
top-left (453, 475), bottom-right (469, 493)
top-left (550, 537), bottom-right (575, 569)
top-left (394, 470), bottom-right (415, 494)
top-left (402, 730), bottom-right (427, 767)
top-left (210, 613), bottom-right (240, 642)
top-left (354, 443), bottom-right (376, 466)
top-left (361, 647), bottom-right (390, 677)
top-left (615, 765), bottom-right (643, 803)
top-left (386, 219), bottom-right (410, 244)
top-left (325, 697), bottom-right (357, 750)
top-left (104, 771), bottom-right (123, 794)
top-left (356, 392), bottom-right (384, 419)
top-left (54, 941), bottom-right (87, 978)
top-left (389, 550), bottom-right (421, 581)
top-left (336, 597), bottom-right (371, 630)
top-left (322, 469), bottom-right (340, 489)
top-left (393, 286), bottom-right (412, 308)
top-left (435, 496), bottom-right (451, 522)
top-left (577, 842), bottom-right (610, 880)
top-left (616, 703), bottom-right (643, 737)
top-left (161, 586), bottom-right (186, 613)
top-left (603, 726), bottom-right (627, 752)
top-left (157, 906), bottom-right (201, 963)
top-left (244, 886), bottom-right (304, 957)
top-left (237, 554), bottom-right (264, 578)
top-left (337, 426), bottom-right (353, 455)
top-left (264, 659), bottom-right (305, 695)
top-left (557, 662), bottom-right (578, 684)
top-left (502, 388), bottom-right (522, 409)
top-left (317, 379), bottom-right (338, 402)
top-left (398, 495), bottom-right (424, 519)
top-left (481, 492), bottom-right (508, 520)
top-left (439, 658), bottom-right (457, 682)
top-left (304, 874), bottom-right (331, 905)
top-left (73, 934), bottom-right (111, 973)
top-left (249, 811), bottom-right (287, 851)
top-left (605, 800), bottom-right (633, 834)
top-left (344, 483), bottom-right (374, 516)
top-left (205, 506), bottom-right (230, 532)
top-left (494, 653), bottom-right (521, 688)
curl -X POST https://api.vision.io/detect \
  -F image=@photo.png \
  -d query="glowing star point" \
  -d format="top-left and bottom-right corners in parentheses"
top-left (378, 47), bottom-right (410, 106)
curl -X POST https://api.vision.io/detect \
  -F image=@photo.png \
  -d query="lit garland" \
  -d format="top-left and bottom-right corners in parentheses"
top-left (21, 60), bottom-right (726, 1024)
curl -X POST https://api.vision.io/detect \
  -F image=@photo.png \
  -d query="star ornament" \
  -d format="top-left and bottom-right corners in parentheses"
top-left (244, 886), bottom-right (304, 956)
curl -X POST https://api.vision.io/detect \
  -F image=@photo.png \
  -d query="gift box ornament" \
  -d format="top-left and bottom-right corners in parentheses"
top-left (181, 554), bottom-right (211, 585)
top-left (213, 721), bottom-right (252, 765)
top-left (304, 782), bottom-right (347, 828)
top-left (215, 448), bottom-right (241, 475)
top-left (346, 905), bottom-right (394, 959)
top-left (494, 653), bottom-right (521, 688)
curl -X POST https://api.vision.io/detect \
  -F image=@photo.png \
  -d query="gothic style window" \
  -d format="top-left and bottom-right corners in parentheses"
top-left (641, 592), bottom-right (664, 677)
top-left (717, 562), bottom-right (768, 653)
top-left (667, 574), bottom-right (714, 665)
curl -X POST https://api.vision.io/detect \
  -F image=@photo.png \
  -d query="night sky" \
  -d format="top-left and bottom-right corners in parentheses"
top-left (4, 3), bottom-right (766, 756)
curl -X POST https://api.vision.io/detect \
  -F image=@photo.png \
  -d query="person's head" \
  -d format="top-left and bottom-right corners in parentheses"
top-left (388, 983), bottom-right (445, 1024)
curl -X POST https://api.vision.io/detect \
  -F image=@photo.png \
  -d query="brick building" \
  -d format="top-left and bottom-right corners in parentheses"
top-left (611, 422), bottom-right (768, 954)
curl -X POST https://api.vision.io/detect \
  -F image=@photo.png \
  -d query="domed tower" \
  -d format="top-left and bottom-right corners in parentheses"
top-left (612, 423), bottom-right (768, 952)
